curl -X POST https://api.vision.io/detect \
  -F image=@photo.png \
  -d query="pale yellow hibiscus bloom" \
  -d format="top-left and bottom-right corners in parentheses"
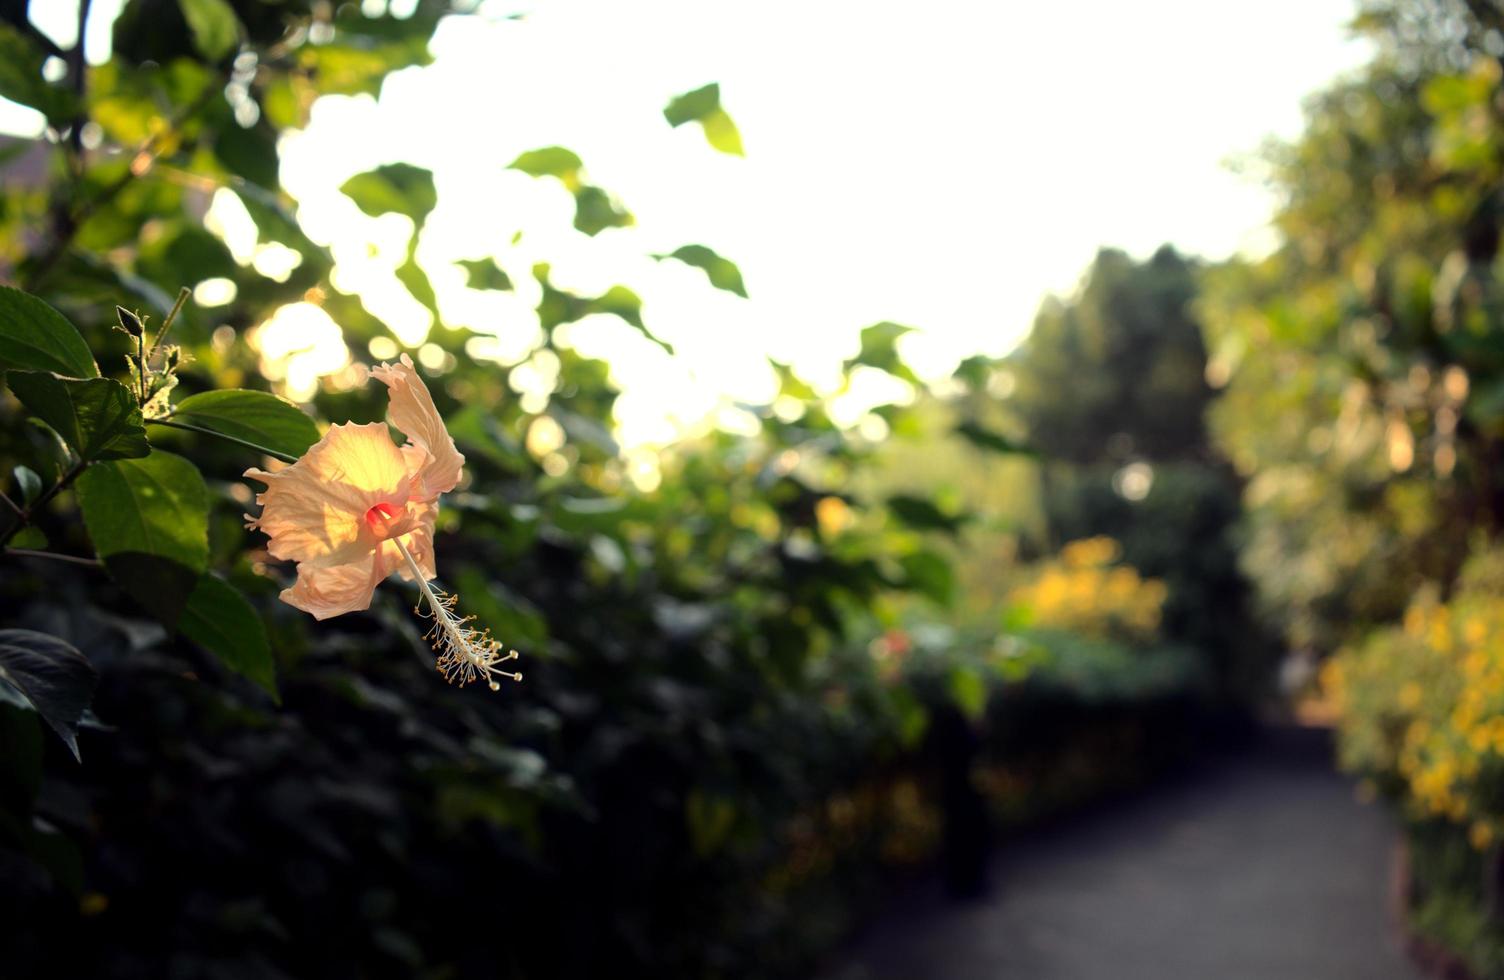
top-left (244, 354), bottom-right (519, 689)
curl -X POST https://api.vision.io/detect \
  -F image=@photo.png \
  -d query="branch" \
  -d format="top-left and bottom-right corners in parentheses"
top-left (22, 74), bottom-right (223, 293)
top-left (3, 548), bottom-right (102, 568)
top-left (67, 0), bottom-right (93, 160)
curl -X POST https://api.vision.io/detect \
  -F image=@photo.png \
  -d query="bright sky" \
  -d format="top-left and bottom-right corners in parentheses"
top-left (8, 0), bottom-right (1371, 446)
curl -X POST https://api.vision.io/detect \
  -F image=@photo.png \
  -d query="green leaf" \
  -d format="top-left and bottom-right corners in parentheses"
top-left (170, 389), bottom-right (320, 459)
top-left (899, 549), bottom-right (954, 606)
top-left (212, 118), bottom-right (279, 190)
top-left (396, 245), bottom-right (439, 313)
top-left (664, 83), bottom-right (744, 156)
top-left (6, 373), bottom-right (149, 462)
top-left (947, 663), bottom-right (989, 722)
top-left (0, 630), bottom-right (98, 762)
top-left (846, 321), bottom-right (920, 384)
top-left (699, 109), bottom-right (744, 156)
top-left (179, 574), bottom-right (277, 699)
top-left (508, 148), bottom-right (632, 237)
top-left (571, 184), bottom-right (633, 236)
top-left (11, 465), bottom-right (41, 505)
top-left (0, 24), bottom-right (75, 125)
top-left (177, 0), bottom-right (241, 61)
top-left (955, 421), bottom-right (1036, 456)
top-left (663, 82), bottom-right (721, 127)
top-left (508, 146), bottom-right (584, 184)
top-left (77, 452), bottom-right (209, 626)
top-left (887, 494), bottom-right (967, 534)
top-left (599, 285), bottom-right (672, 354)
top-left (654, 245), bottom-right (747, 298)
top-left (340, 163), bottom-right (438, 225)
top-left (0, 285), bottom-right (99, 378)
top-left (8, 527), bottom-right (47, 549)
top-left (458, 259), bottom-right (513, 292)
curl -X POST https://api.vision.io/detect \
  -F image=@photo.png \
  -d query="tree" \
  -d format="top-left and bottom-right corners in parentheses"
top-left (1008, 246), bottom-right (1272, 704)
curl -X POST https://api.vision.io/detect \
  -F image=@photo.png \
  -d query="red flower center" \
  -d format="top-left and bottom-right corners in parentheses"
top-left (363, 501), bottom-right (404, 538)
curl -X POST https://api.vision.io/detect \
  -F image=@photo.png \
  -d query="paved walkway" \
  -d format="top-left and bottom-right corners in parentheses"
top-left (827, 732), bottom-right (1421, 980)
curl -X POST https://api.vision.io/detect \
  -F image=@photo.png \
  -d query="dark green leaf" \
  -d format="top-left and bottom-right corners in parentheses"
top-left (955, 421), bottom-right (1036, 456)
top-left (8, 526), bottom-right (47, 549)
top-left (899, 549), bottom-right (954, 606)
top-left (212, 119), bottom-right (279, 191)
top-left (0, 23), bottom-right (74, 124)
top-left (180, 574), bottom-right (277, 699)
top-left (0, 630), bottom-right (97, 762)
top-left (654, 244), bottom-right (747, 297)
top-left (663, 82), bottom-right (721, 127)
top-left (77, 452), bottom-right (209, 626)
top-left (340, 163), bottom-right (437, 225)
top-left (0, 285), bottom-right (99, 378)
top-left (170, 389), bottom-right (320, 458)
top-left (572, 184), bottom-right (633, 236)
top-left (508, 148), bottom-right (631, 236)
top-left (663, 83), bottom-right (744, 156)
top-left (887, 494), bottom-right (967, 534)
top-left (6, 373), bottom-right (150, 462)
top-left (458, 259), bottom-right (513, 292)
top-left (177, 0), bottom-right (240, 61)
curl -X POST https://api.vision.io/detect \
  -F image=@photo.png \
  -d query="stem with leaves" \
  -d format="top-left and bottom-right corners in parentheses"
top-left (0, 458), bottom-right (89, 550)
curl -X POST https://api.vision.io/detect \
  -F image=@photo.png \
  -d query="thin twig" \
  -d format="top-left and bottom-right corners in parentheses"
top-left (0, 492), bottom-right (22, 519)
top-left (148, 419), bottom-right (299, 464)
top-left (3, 548), bottom-right (103, 568)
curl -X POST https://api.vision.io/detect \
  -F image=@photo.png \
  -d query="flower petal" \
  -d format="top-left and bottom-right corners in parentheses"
top-left (379, 499), bottom-right (439, 583)
top-left (245, 421), bottom-right (412, 567)
top-left (280, 553), bottom-right (383, 620)
top-left (370, 354), bottom-right (465, 499)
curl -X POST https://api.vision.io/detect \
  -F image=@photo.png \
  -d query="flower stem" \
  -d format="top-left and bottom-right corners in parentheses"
top-left (391, 535), bottom-right (434, 599)
top-left (148, 419), bottom-right (299, 464)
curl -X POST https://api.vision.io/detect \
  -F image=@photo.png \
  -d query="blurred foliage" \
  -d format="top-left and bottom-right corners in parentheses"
top-left (1005, 247), bottom-right (1275, 704)
top-left (1007, 537), bottom-right (1168, 644)
top-left (0, 1), bottom-right (1209, 977)
top-left (1204, 0), bottom-right (1504, 654)
top-left (1219, 0), bottom-right (1504, 972)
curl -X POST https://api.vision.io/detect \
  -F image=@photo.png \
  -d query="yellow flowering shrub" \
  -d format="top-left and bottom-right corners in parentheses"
top-left (1327, 546), bottom-right (1504, 846)
top-left (1008, 537), bottom-right (1168, 643)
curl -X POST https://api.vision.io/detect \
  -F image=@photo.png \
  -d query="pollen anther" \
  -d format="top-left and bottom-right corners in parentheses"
top-left (391, 536), bottom-right (522, 691)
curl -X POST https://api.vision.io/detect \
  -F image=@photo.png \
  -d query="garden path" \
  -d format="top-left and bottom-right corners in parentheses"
top-left (827, 729), bottom-right (1422, 980)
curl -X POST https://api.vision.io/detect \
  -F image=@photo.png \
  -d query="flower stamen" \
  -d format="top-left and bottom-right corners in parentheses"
top-left (391, 536), bottom-right (522, 691)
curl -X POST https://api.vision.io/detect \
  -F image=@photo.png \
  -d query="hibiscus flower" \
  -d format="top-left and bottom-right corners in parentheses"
top-left (244, 354), bottom-right (520, 689)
